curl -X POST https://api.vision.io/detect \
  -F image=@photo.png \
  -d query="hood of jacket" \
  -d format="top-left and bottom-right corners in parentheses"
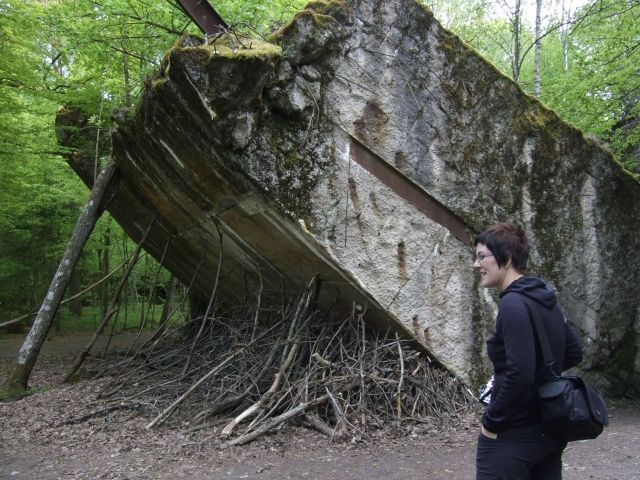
top-left (499, 275), bottom-right (558, 309)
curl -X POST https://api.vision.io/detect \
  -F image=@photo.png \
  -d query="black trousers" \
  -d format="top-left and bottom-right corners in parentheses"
top-left (476, 423), bottom-right (567, 480)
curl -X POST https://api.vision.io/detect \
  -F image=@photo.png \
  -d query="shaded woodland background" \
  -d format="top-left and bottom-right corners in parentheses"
top-left (1, 0), bottom-right (638, 335)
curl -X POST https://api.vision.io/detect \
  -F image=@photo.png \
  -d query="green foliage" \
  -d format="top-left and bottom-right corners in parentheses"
top-left (1, 1), bottom-right (88, 315)
top-left (0, 0), bottom-right (187, 321)
top-left (429, 0), bottom-right (640, 176)
top-left (3, 0), bottom-right (634, 334)
top-left (541, 0), bottom-right (640, 173)
top-left (2, 0), bottom-right (315, 327)
top-left (55, 299), bottom-right (184, 334)
top-left (214, 0), bottom-right (307, 37)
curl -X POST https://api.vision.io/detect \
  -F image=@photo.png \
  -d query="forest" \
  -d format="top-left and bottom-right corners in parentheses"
top-left (1, 0), bottom-right (638, 335)
top-left (1, 2), bottom-right (638, 476)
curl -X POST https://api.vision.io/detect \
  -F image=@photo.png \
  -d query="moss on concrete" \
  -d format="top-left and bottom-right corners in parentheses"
top-left (269, 0), bottom-right (348, 42)
top-left (252, 112), bottom-right (334, 221)
top-left (596, 326), bottom-right (640, 397)
top-left (204, 35), bottom-right (281, 60)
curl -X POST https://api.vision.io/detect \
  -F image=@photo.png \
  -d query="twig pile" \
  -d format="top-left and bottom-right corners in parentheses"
top-left (87, 277), bottom-right (475, 447)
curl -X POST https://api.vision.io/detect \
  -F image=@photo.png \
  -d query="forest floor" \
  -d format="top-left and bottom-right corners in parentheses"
top-left (0, 332), bottom-right (638, 480)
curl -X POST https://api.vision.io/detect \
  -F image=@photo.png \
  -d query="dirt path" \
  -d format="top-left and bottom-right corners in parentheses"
top-left (0, 333), bottom-right (638, 479)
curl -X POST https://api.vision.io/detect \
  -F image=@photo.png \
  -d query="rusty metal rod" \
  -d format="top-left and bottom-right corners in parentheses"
top-left (176, 0), bottom-right (228, 36)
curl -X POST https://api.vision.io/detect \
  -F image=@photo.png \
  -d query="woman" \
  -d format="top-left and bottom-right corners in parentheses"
top-left (473, 223), bottom-right (583, 480)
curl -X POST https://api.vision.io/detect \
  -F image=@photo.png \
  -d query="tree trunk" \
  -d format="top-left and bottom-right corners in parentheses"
top-left (511, 0), bottom-right (523, 81)
top-left (534, 0), bottom-right (542, 97)
top-left (561, 0), bottom-right (570, 72)
top-left (2, 162), bottom-right (119, 394)
top-left (122, 49), bottom-right (132, 108)
top-left (99, 220), bottom-right (112, 320)
top-left (160, 275), bottom-right (177, 327)
top-left (68, 268), bottom-right (84, 317)
top-left (122, 234), bottom-right (129, 330)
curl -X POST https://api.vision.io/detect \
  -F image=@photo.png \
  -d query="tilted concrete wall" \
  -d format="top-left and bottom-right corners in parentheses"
top-left (58, 0), bottom-right (640, 394)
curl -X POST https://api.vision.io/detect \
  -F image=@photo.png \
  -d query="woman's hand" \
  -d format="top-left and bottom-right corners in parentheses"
top-left (481, 425), bottom-right (497, 439)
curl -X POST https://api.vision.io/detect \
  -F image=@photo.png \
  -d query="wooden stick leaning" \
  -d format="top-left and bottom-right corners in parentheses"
top-left (192, 336), bottom-right (281, 426)
top-left (145, 318), bottom-right (284, 429)
top-left (220, 334), bottom-right (300, 436)
top-left (0, 259), bottom-right (129, 329)
top-left (395, 332), bottom-right (404, 418)
top-left (3, 161), bottom-right (119, 394)
top-left (221, 277), bottom-right (317, 436)
top-left (182, 225), bottom-right (223, 378)
top-left (97, 247), bottom-right (209, 398)
top-left (64, 215), bottom-right (156, 382)
top-left (146, 349), bottom-right (244, 429)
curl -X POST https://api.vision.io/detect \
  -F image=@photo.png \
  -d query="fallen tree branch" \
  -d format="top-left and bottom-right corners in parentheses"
top-left (220, 394), bottom-right (330, 448)
top-left (221, 277), bottom-right (318, 436)
top-left (301, 413), bottom-right (337, 438)
top-left (146, 348), bottom-right (245, 429)
top-left (220, 338), bottom-right (299, 436)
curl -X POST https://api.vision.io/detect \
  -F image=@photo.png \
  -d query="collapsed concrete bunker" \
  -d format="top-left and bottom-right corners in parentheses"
top-left (57, 0), bottom-right (640, 395)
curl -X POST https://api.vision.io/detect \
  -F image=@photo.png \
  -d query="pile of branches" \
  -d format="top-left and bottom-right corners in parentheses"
top-left (84, 277), bottom-right (475, 447)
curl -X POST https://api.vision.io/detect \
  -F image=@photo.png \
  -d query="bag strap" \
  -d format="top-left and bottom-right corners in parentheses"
top-left (519, 296), bottom-right (560, 378)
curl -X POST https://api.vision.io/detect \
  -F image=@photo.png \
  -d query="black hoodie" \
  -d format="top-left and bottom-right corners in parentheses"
top-left (482, 276), bottom-right (583, 433)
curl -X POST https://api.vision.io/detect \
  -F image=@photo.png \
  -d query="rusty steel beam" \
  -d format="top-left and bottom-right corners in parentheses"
top-left (176, 0), bottom-right (228, 36)
top-left (347, 133), bottom-right (472, 245)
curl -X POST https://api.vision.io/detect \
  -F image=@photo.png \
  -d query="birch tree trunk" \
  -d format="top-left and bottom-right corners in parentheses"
top-left (561, 0), bottom-right (570, 72)
top-left (511, 0), bottom-right (523, 81)
top-left (534, 0), bottom-right (543, 97)
top-left (2, 161), bottom-right (119, 395)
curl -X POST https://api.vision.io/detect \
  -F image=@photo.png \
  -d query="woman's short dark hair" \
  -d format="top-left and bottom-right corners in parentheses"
top-left (474, 223), bottom-right (529, 273)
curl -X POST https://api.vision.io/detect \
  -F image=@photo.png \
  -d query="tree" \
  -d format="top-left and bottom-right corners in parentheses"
top-left (534, 0), bottom-right (542, 96)
top-left (2, 162), bottom-right (118, 397)
top-left (429, 0), bottom-right (640, 174)
top-left (0, 1), bottom-right (89, 320)
top-left (2, 0), bottom-right (319, 391)
top-left (545, 0), bottom-right (640, 172)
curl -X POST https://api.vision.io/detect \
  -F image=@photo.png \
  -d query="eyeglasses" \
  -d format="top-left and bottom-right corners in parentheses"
top-left (474, 252), bottom-right (493, 262)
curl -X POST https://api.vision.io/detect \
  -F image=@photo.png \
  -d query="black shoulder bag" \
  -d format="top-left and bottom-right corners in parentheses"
top-left (526, 300), bottom-right (609, 442)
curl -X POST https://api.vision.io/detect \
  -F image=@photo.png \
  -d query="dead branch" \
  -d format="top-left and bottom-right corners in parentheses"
top-left (98, 248), bottom-right (209, 398)
top-left (301, 413), bottom-right (336, 438)
top-left (64, 215), bottom-right (156, 382)
top-left (182, 225), bottom-right (223, 377)
top-left (74, 273), bottom-right (475, 447)
top-left (325, 387), bottom-right (346, 439)
top-left (193, 335), bottom-right (280, 424)
top-left (220, 394), bottom-right (330, 448)
top-left (396, 332), bottom-right (404, 418)
top-left (219, 277), bottom-right (319, 436)
top-left (0, 258), bottom-right (130, 330)
top-left (146, 348), bottom-right (245, 429)
top-left (4, 162), bottom-right (120, 395)
top-left (250, 256), bottom-right (263, 343)
top-left (220, 338), bottom-right (298, 436)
